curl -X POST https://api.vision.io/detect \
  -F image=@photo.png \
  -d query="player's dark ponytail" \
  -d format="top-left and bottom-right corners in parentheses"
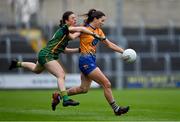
top-left (83, 9), bottom-right (105, 24)
top-left (86, 9), bottom-right (96, 24)
top-left (59, 11), bottom-right (74, 27)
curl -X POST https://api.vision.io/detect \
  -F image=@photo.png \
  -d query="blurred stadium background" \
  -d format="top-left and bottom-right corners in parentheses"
top-left (0, 0), bottom-right (180, 121)
top-left (1, 0), bottom-right (180, 89)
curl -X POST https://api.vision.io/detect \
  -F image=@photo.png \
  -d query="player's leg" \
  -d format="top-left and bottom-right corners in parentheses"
top-left (21, 61), bottom-right (45, 74)
top-left (87, 67), bottom-right (129, 115)
top-left (44, 60), bottom-right (79, 109)
top-left (67, 73), bottom-right (92, 96)
top-left (9, 60), bottom-right (45, 74)
top-left (52, 73), bottom-right (91, 110)
top-left (88, 67), bottom-right (114, 103)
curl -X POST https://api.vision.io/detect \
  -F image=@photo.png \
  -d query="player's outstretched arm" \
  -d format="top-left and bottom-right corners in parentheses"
top-left (68, 26), bottom-right (99, 38)
top-left (102, 38), bottom-right (124, 54)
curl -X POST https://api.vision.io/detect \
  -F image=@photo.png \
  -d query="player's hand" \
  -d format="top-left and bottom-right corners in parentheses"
top-left (122, 55), bottom-right (130, 61)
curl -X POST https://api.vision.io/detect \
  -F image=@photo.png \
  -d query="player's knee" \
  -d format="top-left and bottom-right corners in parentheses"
top-left (57, 72), bottom-right (66, 80)
top-left (33, 67), bottom-right (43, 74)
top-left (62, 73), bottom-right (66, 80)
top-left (34, 70), bottom-right (42, 74)
top-left (103, 81), bottom-right (111, 89)
top-left (80, 87), bottom-right (89, 94)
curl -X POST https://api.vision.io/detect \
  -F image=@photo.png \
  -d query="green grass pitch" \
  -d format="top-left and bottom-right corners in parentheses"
top-left (0, 89), bottom-right (180, 121)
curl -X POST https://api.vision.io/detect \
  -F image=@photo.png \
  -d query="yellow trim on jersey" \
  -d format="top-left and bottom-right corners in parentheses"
top-left (45, 53), bottom-right (49, 63)
top-left (51, 35), bottom-right (66, 53)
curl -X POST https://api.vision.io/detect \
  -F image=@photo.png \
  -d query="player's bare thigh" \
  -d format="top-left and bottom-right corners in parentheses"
top-left (87, 67), bottom-right (110, 86)
top-left (44, 60), bottom-right (65, 78)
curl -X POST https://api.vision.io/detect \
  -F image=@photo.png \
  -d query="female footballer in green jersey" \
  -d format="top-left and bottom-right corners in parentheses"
top-left (9, 11), bottom-right (100, 109)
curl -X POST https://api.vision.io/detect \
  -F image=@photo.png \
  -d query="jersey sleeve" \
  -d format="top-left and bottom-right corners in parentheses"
top-left (52, 25), bottom-right (69, 40)
top-left (99, 29), bottom-right (105, 37)
top-left (62, 24), bottom-right (69, 35)
top-left (51, 28), bottom-right (63, 40)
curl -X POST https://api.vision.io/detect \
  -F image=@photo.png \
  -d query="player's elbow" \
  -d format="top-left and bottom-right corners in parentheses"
top-left (63, 48), bottom-right (68, 53)
top-left (34, 70), bottom-right (42, 74)
top-left (69, 34), bottom-right (76, 40)
top-left (70, 36), bottom-right (76, 40)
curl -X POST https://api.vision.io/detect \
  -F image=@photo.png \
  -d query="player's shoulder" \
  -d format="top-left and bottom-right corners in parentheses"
top-left (97, 28), bottom-right (104, 32)
top-left (95, 28), bottom-right (104, 35)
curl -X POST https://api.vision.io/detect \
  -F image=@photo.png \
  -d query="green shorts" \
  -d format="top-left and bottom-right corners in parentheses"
top-left (38, 49), bottom-right (59, 66)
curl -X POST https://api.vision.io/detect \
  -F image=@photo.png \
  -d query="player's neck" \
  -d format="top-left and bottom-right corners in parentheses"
top-left (89, 23), bottom-right (96, 30)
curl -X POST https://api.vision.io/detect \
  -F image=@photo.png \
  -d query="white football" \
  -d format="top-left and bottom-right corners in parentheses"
top-left (122, 49), bottom-right (137, 63)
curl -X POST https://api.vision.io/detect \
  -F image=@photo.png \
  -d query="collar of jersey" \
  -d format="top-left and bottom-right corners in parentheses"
top-left (85, 24), bottom-right (96, 30)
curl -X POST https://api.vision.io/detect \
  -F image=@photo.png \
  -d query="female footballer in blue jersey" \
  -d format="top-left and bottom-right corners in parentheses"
top-left (9, 11), bottom-right (101, 110)
top-left (52, 9), bottom-right (130, 115)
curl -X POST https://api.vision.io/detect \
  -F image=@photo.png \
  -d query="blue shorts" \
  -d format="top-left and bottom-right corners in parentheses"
top-left (79, 54), bottom-right (97, 75)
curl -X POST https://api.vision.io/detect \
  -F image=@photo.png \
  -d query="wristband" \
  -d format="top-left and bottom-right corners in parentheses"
top-left (78, 48), bottom-right (81, 53)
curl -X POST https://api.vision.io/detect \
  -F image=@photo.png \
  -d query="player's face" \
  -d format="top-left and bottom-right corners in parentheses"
top-left (94, 16), bottom-right (106, 28)
top-left (66, 14), bottom-right (77, 26)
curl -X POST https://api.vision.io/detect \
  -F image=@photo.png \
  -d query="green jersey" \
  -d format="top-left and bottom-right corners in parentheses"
top-left (45, 24), bottom-right (70, 54)
top-left (38, 24), bottom-right (70, 66)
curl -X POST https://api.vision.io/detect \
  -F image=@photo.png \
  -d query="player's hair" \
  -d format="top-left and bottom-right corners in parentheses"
top-left (59, 11), bottom-right (74, 27)
top-left (83, 9), bottom-right (105, 24)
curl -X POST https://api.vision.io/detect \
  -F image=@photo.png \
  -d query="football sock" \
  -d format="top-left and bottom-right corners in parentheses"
top-left (17, 61), bottom-right (22, 67)
top-left (110, 101), bottom-right (120, 112)
top-left (61, 91), bottom-right (69, 101)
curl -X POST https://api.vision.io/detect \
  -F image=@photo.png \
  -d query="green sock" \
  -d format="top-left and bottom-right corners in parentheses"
top-left (61, 91), bottom-right (69, 101)
top-left (16, 62), bottom-right (22, 67)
